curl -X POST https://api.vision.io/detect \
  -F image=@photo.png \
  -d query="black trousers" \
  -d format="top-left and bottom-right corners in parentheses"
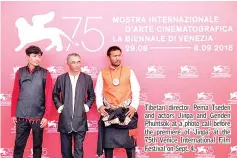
top-left (60, 131), bottom-right (86, 158)
top-left (13, 119), bottom-right (43, 158)
top-left (104, 148), bottom-right (135, 158)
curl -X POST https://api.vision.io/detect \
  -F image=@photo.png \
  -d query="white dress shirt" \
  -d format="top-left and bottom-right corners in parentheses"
top-left (95, 68), bottom-right (140, 111)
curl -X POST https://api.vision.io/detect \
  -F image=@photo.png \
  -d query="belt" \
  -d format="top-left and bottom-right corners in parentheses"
top-left (103, 98), bottom-right (132, 109)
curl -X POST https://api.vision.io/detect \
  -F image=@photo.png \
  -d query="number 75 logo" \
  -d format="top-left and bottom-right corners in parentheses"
top-left (63, 16), bottom-right (104, 52)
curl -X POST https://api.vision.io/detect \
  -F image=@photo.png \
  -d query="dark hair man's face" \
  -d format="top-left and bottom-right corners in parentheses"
top-left (109, 50), bottom-right (122, 67)
top-left (27, 53), bottom-right (42, 67)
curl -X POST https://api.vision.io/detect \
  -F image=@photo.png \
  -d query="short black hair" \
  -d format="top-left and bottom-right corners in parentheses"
top-left (25, 45), bottom-right (43, 56)
top-left (107, 46), bottom-right (122, 56)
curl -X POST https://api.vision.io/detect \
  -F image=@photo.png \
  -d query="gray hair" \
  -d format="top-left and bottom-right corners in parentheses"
top-left (67, 53), bottom-right (81, 63)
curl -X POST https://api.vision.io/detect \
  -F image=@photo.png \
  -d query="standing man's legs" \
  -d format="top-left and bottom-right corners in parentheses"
top-left (31, 121), bottom-right (44, 158)
top-left (73, 131), bottom-right (86, 158)
top-left (125, 148), bottom-right (135, 158)
top-left (13, 120), bottom-right (31, 158)
top-left (104, 148), bottom-right (114, 158)
top-left (60, 132), bottom-right (73, 158)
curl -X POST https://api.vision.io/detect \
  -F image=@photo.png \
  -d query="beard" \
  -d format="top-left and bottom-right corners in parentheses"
top-left (111, 60), bottom-right (121, 67)
top-left (112, 63), bottom-right (120, 67)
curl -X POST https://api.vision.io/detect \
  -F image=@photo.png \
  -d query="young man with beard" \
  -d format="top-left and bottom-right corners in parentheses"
top-left (96, 46), bottom-right (140, 158)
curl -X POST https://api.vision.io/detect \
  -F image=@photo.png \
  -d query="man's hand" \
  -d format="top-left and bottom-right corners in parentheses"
top-left (40, 118), bottom-right (48, 128)
top-left (98, 105), bottom-right (110, 116)
top-left (57, 105), bottom-right (64, 113)
top-left (126, 106), bottom-right (136, 118)
top-left (12, 117), bottom-right (17, 125)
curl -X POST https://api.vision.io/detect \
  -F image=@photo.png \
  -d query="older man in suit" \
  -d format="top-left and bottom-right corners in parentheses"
top-left (53, 53), bottom-right (95, 158)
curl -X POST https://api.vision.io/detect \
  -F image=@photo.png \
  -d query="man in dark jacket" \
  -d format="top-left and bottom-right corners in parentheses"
top-left (11, 45), bottom-right (53, 158)
top-left (53, 53), bottom-right (95, 158)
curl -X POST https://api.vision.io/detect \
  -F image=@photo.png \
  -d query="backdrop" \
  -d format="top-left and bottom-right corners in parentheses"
top-left (1, 1), bottom-right (237, 158)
